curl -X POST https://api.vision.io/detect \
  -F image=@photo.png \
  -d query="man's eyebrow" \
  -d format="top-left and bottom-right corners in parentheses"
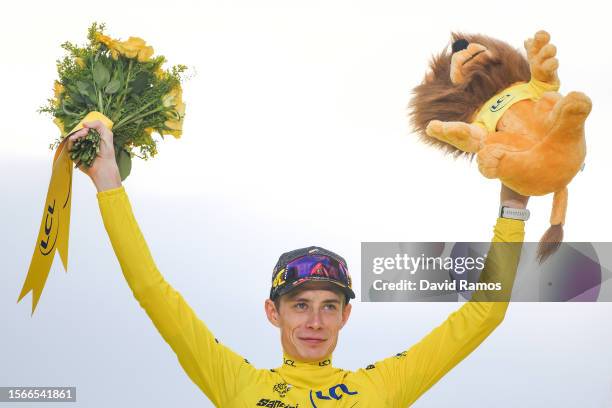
top-left (289, 297), bottom-right (340, 304)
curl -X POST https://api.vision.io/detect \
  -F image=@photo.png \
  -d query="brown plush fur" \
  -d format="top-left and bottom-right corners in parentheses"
top-left (409, 33), bottom-right (530, 158)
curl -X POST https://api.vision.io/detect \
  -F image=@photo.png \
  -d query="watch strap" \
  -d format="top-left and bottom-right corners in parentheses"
top-left (499, 205), bottom-right (530, 221)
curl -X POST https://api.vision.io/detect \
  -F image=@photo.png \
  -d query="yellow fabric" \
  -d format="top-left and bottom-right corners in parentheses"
top-left (472, 78), bottom-right (560, 132)
top-left (98, 186), bottom-right (525, 407)
top-left (19, 111), bottom-right (113, 314)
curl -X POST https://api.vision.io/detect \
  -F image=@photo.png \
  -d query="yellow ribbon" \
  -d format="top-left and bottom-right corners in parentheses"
top-left (19, 111), bottom-right (114, 314)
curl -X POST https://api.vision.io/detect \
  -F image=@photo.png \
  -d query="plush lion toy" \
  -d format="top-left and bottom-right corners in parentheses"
top-left (409, 30), bottom-right (591, 261)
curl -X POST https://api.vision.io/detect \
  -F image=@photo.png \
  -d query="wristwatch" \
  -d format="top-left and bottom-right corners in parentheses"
top-left (499, 205), bottom-right (530, 221)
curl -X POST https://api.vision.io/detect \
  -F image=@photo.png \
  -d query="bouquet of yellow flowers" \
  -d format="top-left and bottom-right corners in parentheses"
top-left (40, 22), bottom-right (187, 179)
top-left (19, 23), bottom-right (188, 314)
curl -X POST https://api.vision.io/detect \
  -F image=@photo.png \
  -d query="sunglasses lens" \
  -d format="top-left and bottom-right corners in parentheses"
top-left (286, 255), bottom-right (348, 284)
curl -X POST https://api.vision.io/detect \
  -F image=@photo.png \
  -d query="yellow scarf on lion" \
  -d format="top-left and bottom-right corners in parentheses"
top-left (472, 78), bottom-right (559, 132)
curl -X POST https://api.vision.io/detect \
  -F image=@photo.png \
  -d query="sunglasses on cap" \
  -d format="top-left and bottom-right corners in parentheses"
top-left (270, 254), bottom-right (355, 301)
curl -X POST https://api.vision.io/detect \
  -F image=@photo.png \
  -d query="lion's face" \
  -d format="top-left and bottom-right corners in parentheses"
top-left (449, 40), bottom-right (493, 85)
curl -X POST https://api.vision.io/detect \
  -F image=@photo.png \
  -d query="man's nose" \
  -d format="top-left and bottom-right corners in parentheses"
top-left (306, 310), bottom-right (323, 329)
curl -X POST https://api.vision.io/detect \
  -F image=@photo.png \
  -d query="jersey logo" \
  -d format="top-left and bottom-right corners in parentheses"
top-left (309, 384), bottom-right (358, 407)
top-left (273, 382), bottom-right (292, 398)
top-left (318, 359), bottom-right (331, 367)
top-left (489, 93), bottom-right (514, 112)
top-left (256, 399), bottom-right (297, 408)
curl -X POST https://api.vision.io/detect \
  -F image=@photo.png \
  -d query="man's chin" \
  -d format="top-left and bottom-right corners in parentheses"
top-left (296, 342), bottom-right (330, 361)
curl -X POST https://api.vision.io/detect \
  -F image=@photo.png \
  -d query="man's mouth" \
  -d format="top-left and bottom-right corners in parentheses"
top-left (462, 49), bottom-right (486, 65)
top-left (299, 337), bottom-right (326, 344)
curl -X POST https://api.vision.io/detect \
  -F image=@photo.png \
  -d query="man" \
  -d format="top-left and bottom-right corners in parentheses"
top-left (70, 120), bottom-right (528, 407)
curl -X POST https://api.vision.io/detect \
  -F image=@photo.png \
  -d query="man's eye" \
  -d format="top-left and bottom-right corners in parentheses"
top-left (294, 303), bottom-right (307, 310)
top-left (324, 304), bottom-right (337, 311)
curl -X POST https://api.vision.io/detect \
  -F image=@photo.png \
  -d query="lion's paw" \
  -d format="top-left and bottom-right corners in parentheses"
top-left (477, 145), bottom-right (506, 179)
top-left (525, 30), bottom-right (559, 84)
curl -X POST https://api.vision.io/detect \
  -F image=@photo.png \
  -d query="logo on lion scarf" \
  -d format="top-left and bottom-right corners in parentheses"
top-left (18, 112), bottom-right (113, 314)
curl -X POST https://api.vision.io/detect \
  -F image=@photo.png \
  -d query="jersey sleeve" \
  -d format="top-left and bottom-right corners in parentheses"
top-left (97, 186), bottom-right (254, 407)
top-left (357, 217), bottom-right (525, 407)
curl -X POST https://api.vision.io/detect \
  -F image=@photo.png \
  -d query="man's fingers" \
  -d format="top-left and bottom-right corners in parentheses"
top-left (83, 120), bottom-right (104, 131)
top-left (67, 127), bottom-right (89, 139)
top-left (83, 120), bottom-right (113, 141)
top-left (66, 128), bottom-right (89, 149)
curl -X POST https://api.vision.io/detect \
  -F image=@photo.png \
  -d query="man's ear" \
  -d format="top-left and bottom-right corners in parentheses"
top-left (265, 299), bottom-right (281, 328)
top-left (340, 302), bottom-right (352, 329)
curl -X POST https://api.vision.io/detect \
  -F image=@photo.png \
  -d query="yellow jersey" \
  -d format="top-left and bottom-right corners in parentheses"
top-left (98, 186), bottom-right (524, 407)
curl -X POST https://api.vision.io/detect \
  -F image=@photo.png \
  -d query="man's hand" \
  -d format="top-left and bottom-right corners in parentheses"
top-left (500, 184), bottom-right (529, 209)
top-left (67, 120), bottom-right (122, 193)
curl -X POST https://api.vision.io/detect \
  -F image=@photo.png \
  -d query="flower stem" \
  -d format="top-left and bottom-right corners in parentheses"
top-left (112, 60), bottom-right (133, 122)
top-left (115, 105), bottom-right (166, 131)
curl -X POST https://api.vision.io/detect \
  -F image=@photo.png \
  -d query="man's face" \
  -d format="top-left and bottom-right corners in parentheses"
top-left (265, 283), bottom-right (352, 362)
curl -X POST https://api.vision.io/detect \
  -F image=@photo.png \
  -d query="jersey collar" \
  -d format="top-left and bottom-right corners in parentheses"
top-left (275, 352), bottom-right (343, 389)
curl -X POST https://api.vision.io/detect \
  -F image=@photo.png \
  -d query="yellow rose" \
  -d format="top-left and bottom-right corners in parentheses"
top-left (162, 86), bottom-right (183, 107)
top-left (161, 86), bottom-right (185, 138)
top-left (137, 45), bottom-right (154, 62)
top-left (163, 119), bottom-right (183, 139)
top-left (53, 81), bottom-right (64, 99)
top-left (113, 37), bottom-right (154, 62)
top-left (95, 33), bottom-right (121, 59)
top-left (52, 81), bottom-right (64, 108)
top-left (95, 33), bottom-right (115, 48)
top-left (95, 33), bottom-right (154, 61)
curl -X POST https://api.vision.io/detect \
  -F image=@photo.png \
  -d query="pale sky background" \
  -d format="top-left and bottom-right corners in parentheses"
top-left (1, 0), bottom-right (611, 407)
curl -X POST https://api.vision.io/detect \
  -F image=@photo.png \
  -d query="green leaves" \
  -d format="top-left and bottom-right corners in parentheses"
top-left (105, 78), bottom-right (121, 94)
top-left (93, 61), bottom-right (110, 88)
top-left (76, 80), bottom-right (90, 95)
top-left (115, 147), bottom-right (132, 181)
top-left (130, 71), bottom-right (150, 95)
top-left (76, 81), bottom-right (97, 105)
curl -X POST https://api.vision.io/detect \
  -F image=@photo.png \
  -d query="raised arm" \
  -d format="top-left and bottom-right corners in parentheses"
top-left (356, 185), bottom-right (528, 407)
top-left (69, 121), bottom-right (255, 406)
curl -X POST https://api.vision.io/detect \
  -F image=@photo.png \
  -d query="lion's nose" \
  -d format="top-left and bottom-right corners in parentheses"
top-left (452, 39), bottom-right (469, 53)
